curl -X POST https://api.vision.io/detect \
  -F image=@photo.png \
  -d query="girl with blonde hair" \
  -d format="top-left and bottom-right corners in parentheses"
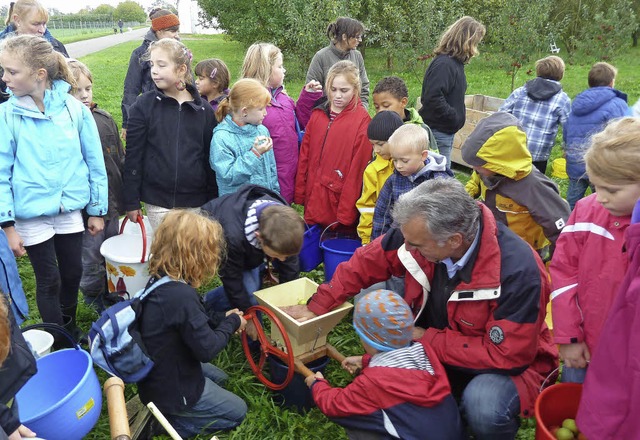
top-left (550, 117), bottom-right (640, 384)
top-left (0, 34), bottom-right (107, 343)
top-left (210, 78), bottom-right (280, 195)
top-left (0, 0), bottom-right (67, 102)
top-left (295, 60), bottom-right (372, 234)
top-left (137, 210), bottom-right (247, 438)
top-left (418, 16), bottom-right (485, 165)
top-left (123, 38), bottom-right (217, 230)
top-left (241, 42), bottom-right (321, 202)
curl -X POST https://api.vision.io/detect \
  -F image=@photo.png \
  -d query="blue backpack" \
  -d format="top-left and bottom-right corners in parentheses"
top-left (89, 275), bottom-right (175, 383)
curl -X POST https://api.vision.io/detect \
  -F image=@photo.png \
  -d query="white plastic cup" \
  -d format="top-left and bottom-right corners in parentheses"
top-left (22, 329), bottom-right (54, 358)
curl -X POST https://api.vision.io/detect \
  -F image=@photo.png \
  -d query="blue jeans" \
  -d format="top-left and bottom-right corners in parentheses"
top-left (166, 363), bottom-right (247, 437)
top-left (204, 266), bottom-right (261, 312)
top-left (460, 374), bottom-right (521, 440)
top-left (431, 129), bottom-right (456, 167)
top-left (566, 177), bottom-right (592, 210)
top-left (560, 366), bottom-right (587, 384)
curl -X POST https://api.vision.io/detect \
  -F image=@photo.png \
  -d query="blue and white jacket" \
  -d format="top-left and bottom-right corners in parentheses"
top-left (210, 114), bottom-right (280, 196)
top-left (563, 87), bottom-right (629, 180)
top-left (0, 80), bottom-right (108, 223)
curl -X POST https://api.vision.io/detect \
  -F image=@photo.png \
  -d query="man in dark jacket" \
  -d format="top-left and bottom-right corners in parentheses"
top-left (287, 179), bottom-right (558, 440)
top-left (201, 185), bottom-right (304, 313)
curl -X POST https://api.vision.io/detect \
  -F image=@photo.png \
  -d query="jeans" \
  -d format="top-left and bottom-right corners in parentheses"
top-left (560, 366), bottom-right (587, 384)
top-left (459, 374), bottom-right (521, 440)
top-left (25, 232), bottom-right (84, 326)
top-left (167, 363), bottom-right (247, 437)
top-left (80, 214), bottom-right (119, 313)
top-left (431, 129), bottom-right (456, 167)
top-left (566, 177), bottom-right (592, 210)
top-left (204, 266), bottom-right (261, 312)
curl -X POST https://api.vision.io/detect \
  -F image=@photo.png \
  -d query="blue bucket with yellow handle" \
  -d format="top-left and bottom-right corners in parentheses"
top-left (16, 324), bottom-right (102, 440)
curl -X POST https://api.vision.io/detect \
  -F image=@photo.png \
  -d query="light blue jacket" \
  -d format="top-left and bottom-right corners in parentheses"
top-left (0, 80), bottom-right (108, 222)
top-left (210, 114), bottom-right (280, 196)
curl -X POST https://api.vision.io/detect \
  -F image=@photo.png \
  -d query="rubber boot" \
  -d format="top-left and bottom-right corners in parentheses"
top-left (61, 304), bottom-right (87, 347)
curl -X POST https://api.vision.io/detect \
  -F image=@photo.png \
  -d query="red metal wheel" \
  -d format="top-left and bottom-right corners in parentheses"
top-left (241, 305), bottom-right (295, 390)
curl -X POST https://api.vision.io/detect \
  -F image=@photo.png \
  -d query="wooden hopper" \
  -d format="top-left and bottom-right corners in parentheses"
top-left (254, 278), bottom-right (353, 357)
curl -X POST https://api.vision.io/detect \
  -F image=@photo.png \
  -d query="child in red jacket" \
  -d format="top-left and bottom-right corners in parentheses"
top-left (550, 117), bottom-right (640, 384)
top-left (294, 60), bottom-right (372, 233)
top-left (305, 290), bottom-right (464, 440)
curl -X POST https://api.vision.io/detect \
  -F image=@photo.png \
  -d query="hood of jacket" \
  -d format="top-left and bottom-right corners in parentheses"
top-left (525, 77), bottom-right (563, 101)
top-left (461, 112), bottom-right (532, 181)
top-left (571, 87), bottom-right (628, 117)
top-left (8, 79), bottom-right (71, 118)
top-left (424, 151), bottom-right (449, 173)
top-left (214, 113), bottom-right (265, 137)
top-left (143, 28), bottom-right (158, 43)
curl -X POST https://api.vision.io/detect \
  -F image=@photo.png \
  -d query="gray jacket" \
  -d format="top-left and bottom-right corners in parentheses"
top-left (306, 43), bottom-right (369, 107)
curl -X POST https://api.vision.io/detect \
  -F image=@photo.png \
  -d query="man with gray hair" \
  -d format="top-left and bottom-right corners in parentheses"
top-left (288, 178), bottom-right (558, 440)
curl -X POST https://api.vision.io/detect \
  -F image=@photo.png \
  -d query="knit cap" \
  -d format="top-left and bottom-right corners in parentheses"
top-left (367, 111), bottom-right (404, 141)
top-left (353, 290), bottom-right (413, 352)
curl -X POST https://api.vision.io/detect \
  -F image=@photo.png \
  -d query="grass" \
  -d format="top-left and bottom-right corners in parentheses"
top-left (15, 33), bottom-right (640, 439)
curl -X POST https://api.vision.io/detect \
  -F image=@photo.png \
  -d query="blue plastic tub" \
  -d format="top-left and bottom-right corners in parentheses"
top-left (299, 224), bottom-right (323, 272)
top-left (320, 238), bottom-right (361, 281)
top-left (268, 356), bottom-right (330, 412)
top-left (16, 348), bottom-right (102, 440)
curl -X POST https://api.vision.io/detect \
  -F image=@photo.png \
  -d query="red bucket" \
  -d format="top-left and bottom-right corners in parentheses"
top-left (534, 383), bottom-right (582, 440)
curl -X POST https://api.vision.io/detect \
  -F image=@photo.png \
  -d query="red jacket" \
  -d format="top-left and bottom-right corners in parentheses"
top-left (308, 204), bottom-right (558, 417)
top-left (576, 219), bottom-right (640, 440)
top-left (294, 98), bottom-right (371, 228)
top-left (311, 341), bottom-right (462, 439)
top-left (549, 194), bottom-right (629, 352)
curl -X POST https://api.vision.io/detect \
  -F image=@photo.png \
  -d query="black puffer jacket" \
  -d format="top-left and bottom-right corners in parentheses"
top-left (123, 84), bottom-right (218, 211)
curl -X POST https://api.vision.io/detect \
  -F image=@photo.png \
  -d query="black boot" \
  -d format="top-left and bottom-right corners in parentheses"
top-left (61, 304), bottom-right (88, 347)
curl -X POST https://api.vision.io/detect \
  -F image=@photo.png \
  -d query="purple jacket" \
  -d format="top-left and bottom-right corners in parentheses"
top-left (263, 86), bottom-right (321, 203)
top-left (577, 209), bottom-right (640, 440)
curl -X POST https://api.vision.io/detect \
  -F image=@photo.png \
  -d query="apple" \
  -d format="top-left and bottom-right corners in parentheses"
top-left (562, 418), bottom-right (579, 434)
top-left (555, 427), bottom-right (575, 440)
top-left (577, 433), bottom-right (587, 440)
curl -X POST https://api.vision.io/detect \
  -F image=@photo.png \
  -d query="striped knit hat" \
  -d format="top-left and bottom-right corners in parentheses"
top-left (353, 290), bottom-right (413, 352)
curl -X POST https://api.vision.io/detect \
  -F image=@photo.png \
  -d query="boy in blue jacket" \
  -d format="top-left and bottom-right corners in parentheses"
top-left (563, 62), bottom-right (630, 209)
top-left (306, 290), bottom-right (463, 440)
top-left (372, 124), bottom-right (452, 240)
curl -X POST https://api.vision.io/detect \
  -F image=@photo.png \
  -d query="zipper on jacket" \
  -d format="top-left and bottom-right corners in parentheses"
top-left (173, 104), bottom-right (182, 207)
top-left (318, 120), bottom-right (333, 162)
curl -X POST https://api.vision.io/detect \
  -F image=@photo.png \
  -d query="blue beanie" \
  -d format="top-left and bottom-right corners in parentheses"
top-left (353, 290), bottom-right (413, 352)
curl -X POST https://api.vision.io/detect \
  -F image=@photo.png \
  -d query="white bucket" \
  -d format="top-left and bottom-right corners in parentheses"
top-left (119, 215), bottom-right (154, 237)
top-left (22, 329), bottom-right (54, 357)
top-left (101, 217), bottom-right (152, 299)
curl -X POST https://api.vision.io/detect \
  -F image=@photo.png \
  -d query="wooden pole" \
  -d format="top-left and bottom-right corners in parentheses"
top-left (104, 377), bottom-right (131, 440)
top-left (147, 402), bottom-right (183, 440)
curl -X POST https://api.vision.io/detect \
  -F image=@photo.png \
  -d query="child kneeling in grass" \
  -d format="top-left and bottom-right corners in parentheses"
top-left (137, 210), bottom-right (247, 438)
top-left (306, 290), bottom-right (464, 440)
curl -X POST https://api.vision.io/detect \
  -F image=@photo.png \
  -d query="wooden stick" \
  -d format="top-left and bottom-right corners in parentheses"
top-left (104, 377), bottom-right (131, 440)
top-left (294, 358), bottom-right (316, 378)
top-left (147, 402), bottom-right (183, 440)
top-left (325, 343), bottom-right (346, 363)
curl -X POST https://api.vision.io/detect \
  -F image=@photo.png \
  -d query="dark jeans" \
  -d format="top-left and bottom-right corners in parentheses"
top-left (25, 232), bottom-right (83, 326)
top-left (532, 160), bottom-right (548, 175)
top-left (566, 177), bottom-right (593, 210)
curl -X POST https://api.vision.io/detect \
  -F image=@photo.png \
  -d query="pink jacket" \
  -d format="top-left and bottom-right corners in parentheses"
top-left (576, 217), bottom-right (640, 439)
top-left (549, 194), bottom-right (630, 352)
top-left (263, 87), bottom-right (321, 203)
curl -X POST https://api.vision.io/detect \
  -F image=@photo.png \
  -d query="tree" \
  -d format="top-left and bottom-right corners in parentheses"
top-left (114, 1), bottom-right (147, 23)
top-left (150, 0), bottom-right (178, 15)
top-left (94, 4), bottom-right (116, 17)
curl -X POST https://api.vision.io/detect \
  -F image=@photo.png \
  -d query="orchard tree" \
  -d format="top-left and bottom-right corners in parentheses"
top-left (491, 0), bottom-right (553, 91)
top-left (114, 1), bottom-right (147, 23)
top-left (150, 0), bottom-right (177, 15)
top-left (574, 0), bottom-right (636, 60)
top-left (94, 4), bottom-right (116, 17)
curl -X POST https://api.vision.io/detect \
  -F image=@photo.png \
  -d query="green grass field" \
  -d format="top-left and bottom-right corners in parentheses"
top-left (15, 33), bottom-right (640, 439)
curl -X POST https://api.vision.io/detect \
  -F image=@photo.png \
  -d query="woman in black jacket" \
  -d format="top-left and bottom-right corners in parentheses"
top-left (418, 16), bottom-right (485, 166)
top-left (138, 210), bottom-right (247, 438)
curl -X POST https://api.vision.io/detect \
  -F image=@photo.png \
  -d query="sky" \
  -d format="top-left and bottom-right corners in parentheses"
top-left (36, 0), bottom-right (155, 14)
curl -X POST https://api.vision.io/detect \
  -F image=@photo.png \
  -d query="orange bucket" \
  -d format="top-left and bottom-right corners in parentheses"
top-left (534, 383), bottom-right (582, 439)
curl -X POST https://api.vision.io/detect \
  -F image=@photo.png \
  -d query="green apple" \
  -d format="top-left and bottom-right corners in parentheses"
top-left (562, 418), bottom-right (579, 434)
top-left (556, 427), bottom-right (575, 440)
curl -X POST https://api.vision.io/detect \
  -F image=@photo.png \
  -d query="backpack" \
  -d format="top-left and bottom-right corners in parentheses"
top-left (89, 275), bottom-right (175, 383)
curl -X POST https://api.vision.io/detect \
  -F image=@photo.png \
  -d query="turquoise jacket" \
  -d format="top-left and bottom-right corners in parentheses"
top-left (0, 80), bottom-right (108, 222)
top-left (210, 114), bottom-right (280, 196)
